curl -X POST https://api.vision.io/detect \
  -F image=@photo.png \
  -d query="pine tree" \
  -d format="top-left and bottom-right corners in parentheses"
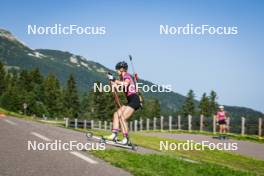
top-left (12, 69), bottom-right (46, 116)
top-left (30, 68), bottom-right (45, 102)
top-left (90, 82), bottom-right (113, 120)
top-left (90, 86), bottom-right (103, 119)
top-left (0, 87), bottom-right (17, 112)
top-left (64, 74), bottom-right (80, 118)
top-left (81, 90), bottom-right (94, 118)
top-left (0, 61), bottom-right (6, 96)
top-left (181, 89), bottom-right (196, 117)
top-left (8, 70), bottom-right (18, 88)
top-left (209, 90), bottom-right (218, 115)
top-left (153, 98), bottom-right (161, 117)
top-left (43, 74), bottom-right (63, 118)
top-left (199, 93), bottom-right (210, 116)
top-left (30, 68), bottom-right (43, 85)
top-left (4, 73), bottom-right (12, 88)
top-left (139, 98), bottom-right (161, 119)
top-left (18, 70), bottom-right (33, 92)
top-left (0, 72), bottom-right (20, 112)
top-left (80, 92), bottom-right (90, 118)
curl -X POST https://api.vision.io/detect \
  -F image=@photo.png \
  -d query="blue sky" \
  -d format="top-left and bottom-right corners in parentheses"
top-left (1, 0), bottom-right (264, 112)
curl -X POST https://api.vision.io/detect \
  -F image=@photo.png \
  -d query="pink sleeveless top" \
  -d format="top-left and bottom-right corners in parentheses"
top-left (217, 111), bottom-right (226, 120)
top-left (122, 73), bottom-right (136, 97)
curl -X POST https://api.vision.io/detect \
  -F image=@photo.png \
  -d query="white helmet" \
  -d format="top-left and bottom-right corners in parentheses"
top-left (219, 105), bottom-right (224, 109)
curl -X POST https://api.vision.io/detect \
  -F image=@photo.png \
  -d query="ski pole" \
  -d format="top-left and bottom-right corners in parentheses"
top-left (129, 55), bottom-right (144, 107)
top-left (129, 55), bottom-right (138, 81)
top-left (107, 73), bottom-right (128, 134)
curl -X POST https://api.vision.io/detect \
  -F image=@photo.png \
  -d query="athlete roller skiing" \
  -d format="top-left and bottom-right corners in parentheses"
top-left (104, 61), bottom-right (141, 145)
top-left (216, 105), bottom-right (229, 140)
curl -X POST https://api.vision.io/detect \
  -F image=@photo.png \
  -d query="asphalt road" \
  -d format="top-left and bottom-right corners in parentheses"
top-left (0, 116), bottom-right (131, 176)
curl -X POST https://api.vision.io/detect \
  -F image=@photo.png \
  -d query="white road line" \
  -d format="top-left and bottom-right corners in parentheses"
top-left (31, 132), bottom-right (52, 142)
top-left (70, 151), bottom-right (98, 164)
top-left (181, 157), bottom-right (199, 164)
top-left (4, 119), bottom-right (17, 126)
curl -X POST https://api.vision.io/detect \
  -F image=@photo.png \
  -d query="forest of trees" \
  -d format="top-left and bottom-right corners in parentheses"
top-left (180, 89), bottom-right (219, 117)
top-left (0, 61), bottom-right (161, 120)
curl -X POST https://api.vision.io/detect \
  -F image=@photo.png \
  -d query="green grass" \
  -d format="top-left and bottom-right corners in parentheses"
top-left (0, 107), bottom-right (35, 120)
top-left (0, 107), bottom-right (64, 126)
top-left (91, 149), bottom-right (254, 176)
top-left (132, 133), bottom-right (264, 175)
top-left (84, 129), bottom-right (264, 175)
top-left (38, 119), bottom-right (65, 127)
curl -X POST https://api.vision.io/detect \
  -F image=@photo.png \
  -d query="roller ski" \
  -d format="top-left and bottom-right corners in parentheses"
top-left (86, 132), bottom-right (138, 151)
top-left (212, 135), bottom-right (229, 140)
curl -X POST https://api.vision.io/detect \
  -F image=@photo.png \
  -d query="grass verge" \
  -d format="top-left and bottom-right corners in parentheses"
top-left (84, 129), bottom-right (264, 175)
top-left (0, 107), bottom-right (64, 126)
top-left (0, 107), bottom-right (35, 120)
top-left (91, 149), bottom-right (254, 176)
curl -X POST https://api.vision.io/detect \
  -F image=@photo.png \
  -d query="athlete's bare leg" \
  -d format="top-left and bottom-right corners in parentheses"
top-left (107, 106), bottom-right (135, 143)
top-left (219, 125), bottom-right (223, 134)
top-left (112, 106), bottom-right (126, 130)
top-left (116, 106), bottom-right (134, 134)
top-left (223, 124), bottom-right (226, 133)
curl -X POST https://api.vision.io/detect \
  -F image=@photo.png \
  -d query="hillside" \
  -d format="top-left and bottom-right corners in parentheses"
top-left (0, 28), bottom-right (263, 118)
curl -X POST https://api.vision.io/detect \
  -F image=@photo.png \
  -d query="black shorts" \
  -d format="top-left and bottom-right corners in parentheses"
top-left (218, 119), bottom-right (226, 125)
top-left (127, 94), bottom-right (141, 110)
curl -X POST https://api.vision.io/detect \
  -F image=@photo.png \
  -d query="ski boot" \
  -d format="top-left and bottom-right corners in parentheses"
top-left (103, 132), bottom-right (118, 142)
top-left (218, 135), bottom-right (224, 140)
top-left (119, 136), bottom-right (132, 145)
top-left (222, 135), bottom-right (228, 140)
